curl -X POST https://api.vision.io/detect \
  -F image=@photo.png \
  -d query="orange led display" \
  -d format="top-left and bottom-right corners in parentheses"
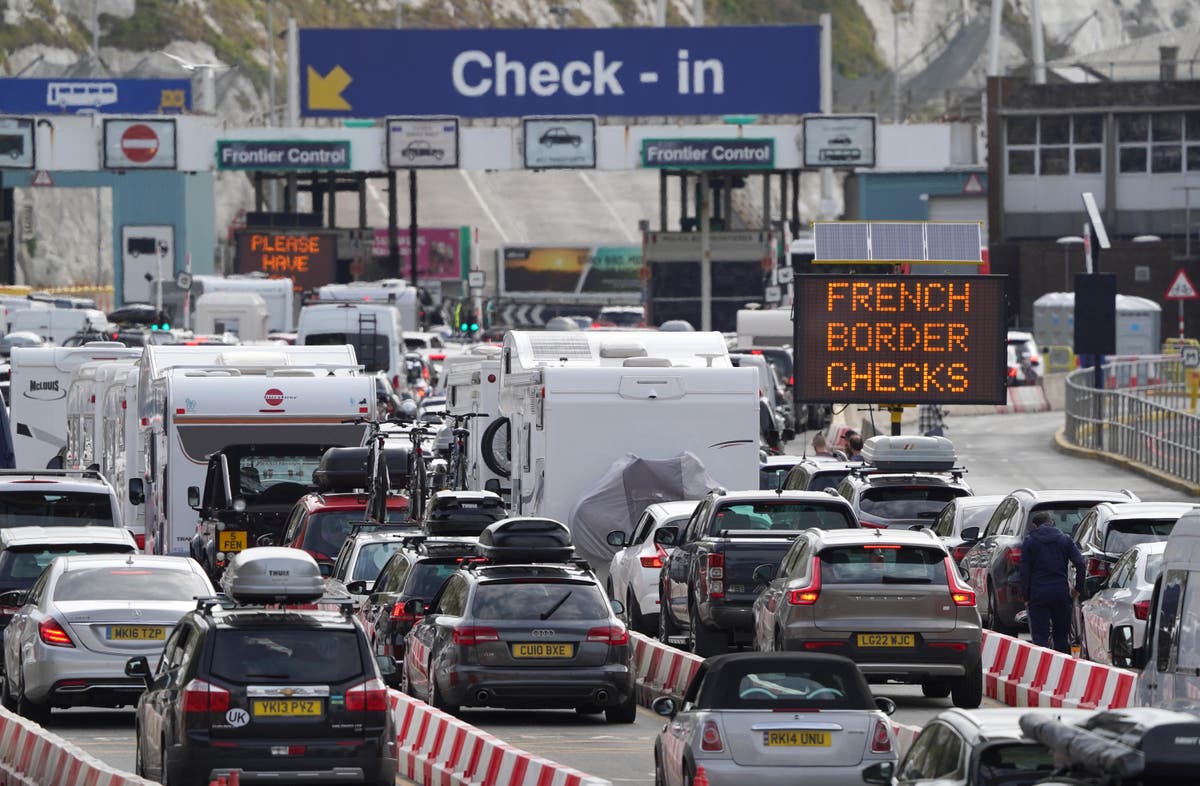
top-left (235, 230), bottom-right (337, 292)
top-left (795, 276), bottom-right (1007, 404)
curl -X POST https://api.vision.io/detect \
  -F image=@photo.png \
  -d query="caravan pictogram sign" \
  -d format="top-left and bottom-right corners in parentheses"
top-left (1165, 268), bottom-right (1198, 301)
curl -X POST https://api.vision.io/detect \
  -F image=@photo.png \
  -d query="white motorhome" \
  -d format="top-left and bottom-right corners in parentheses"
top-left (192, 274), bottom-right (296, 333)
top-left (66, 359), bottom-right (138, 472)
top-left (735, 308), bottom-right (793, 348)
top-left (297, 302), bottom-right (406, 392)
top-left (192, 291), bottom-right (270, 341)
top-left (443, 345), bottom-right (504, 493)
top-left (102, 367), bottom-right (143, 541)
top-left (11, 307), bottom-right (108, 345)
top-left (133, 344), bottom-right (360, 555)
top-left (10, 344), bottom-right (144, 468)
top-left (313, 279), bottom-right (420, 332)
top-left (492, 331), bottom-right (759, 532)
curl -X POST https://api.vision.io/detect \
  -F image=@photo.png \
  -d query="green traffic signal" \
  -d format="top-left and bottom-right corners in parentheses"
top-left (470, 323), bottom-right (479, 331)
top-left (460, 322), bottom-right (469, 331)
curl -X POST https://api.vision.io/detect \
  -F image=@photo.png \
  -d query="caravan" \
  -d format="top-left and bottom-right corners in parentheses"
top-left (312, 279), bottom-right (420, 332)
top-left (443, 345), bottom-right (504, 493)
top-left (102, 367), bottom-right (143, 542)
top-left (65, 359), bottom-right (138, 471)
top-left (10, 344), bottom-right (144, 468)
top-left (489, 331), bottom-right (759, 549)
top-left (192, 291), bottom-right (271, 341)
top-left (191, 274), bottom-right (295, 333)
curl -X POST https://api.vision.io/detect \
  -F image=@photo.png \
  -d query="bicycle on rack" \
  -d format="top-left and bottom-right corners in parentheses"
top-left (444, 412), bottom-right (488, 492)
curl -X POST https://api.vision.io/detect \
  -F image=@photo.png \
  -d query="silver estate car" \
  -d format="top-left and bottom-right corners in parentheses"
top-left (1, 553), bottom-right (213, 722)
top-left (752, 527), bottom-right (983, 708)
top-left (652, 652), bottom-right (898, 786)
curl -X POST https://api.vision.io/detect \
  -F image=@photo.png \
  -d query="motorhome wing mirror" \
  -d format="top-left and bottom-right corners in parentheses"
top-left (128, 478), bottom-right (145, 506)
top-left (484, 479), bottom-right (502, 494)
top-left (653, 526), bottom-right (679, 546)
top-left (187, 486), bottom-right (201, 510)
top-left (960, 527), bottom-right (980, 542)
top-left (605, 530), bottom-right (628, 548)
top-left (1110, 624), bottom-right (1139, 669)
top-left (752, 563), bottom-right (777, 586)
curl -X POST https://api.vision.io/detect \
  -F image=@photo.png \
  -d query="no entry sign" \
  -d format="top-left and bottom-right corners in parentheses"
top-left (103, 118), bottom-right (176, 169)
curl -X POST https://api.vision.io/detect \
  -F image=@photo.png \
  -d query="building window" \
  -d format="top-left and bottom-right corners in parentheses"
top-left (1187, 113), bottom-right (1200, 172)
top-left (1120, 147), bottom-right (1148, 173)
top-left (1006, 115), bottom-right (1103, 176)
top-left (1188, 145), bottom-right (1200, 172)
top-left (1118, 112), bottom-right (1188, 174)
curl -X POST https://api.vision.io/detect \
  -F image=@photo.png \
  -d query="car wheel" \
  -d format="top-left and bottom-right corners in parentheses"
top-left (16, 673), bottom-right (48, 725)
top-left (0, 667), bottom-right (14, 711)
top-left (161, 738), bottom-right (174, 786)
top-left (628, 588), bottom-right (652, 635)
top-left (654, 750), bottom-right (667, 786)
top-left (658, 590), bottom-right (680, 644)
top-left (134, 728), bottom-right (145, 778)
top-left (951, 660), bottom-right (983, 709)
top-left (605, 691), bottom-right (637, 724)
top-left (431, 677), bottom-right (459, 716)
top-left (687, 602), bottom-right (725, 657)
top-left (987, 582), bottom-right (1015, 635)
top-left (921, 680), bottom-right (952, 699)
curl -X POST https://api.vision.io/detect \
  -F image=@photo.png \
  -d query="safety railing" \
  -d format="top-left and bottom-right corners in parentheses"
top-left (1064, 356), bottom-right (1200, 486)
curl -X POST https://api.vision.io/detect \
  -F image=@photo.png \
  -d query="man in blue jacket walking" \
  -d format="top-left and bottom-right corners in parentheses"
top-left (1019, 511), bottom-right (1086, 653)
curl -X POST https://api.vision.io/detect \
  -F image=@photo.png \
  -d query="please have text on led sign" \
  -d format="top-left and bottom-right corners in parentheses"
top-left (795, 276), bottom-right (1007, 405)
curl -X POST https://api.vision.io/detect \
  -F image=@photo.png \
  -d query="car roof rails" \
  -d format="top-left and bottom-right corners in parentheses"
top-left (346, 521), bottom-right (421, 539)
top-left (474, 517), bottom-right (575, 564)
top-left (0, 468), bottom-right (105, 481)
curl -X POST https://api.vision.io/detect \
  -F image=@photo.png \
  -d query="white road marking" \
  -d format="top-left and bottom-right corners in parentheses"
top-left (460, 169), bottom-right (510, 244)
top-left (578, 171), bottom-right (636, 243)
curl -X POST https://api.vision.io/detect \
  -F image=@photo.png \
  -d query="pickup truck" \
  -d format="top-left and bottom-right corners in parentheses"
top-left (658, 488), bottom-right (859, 656)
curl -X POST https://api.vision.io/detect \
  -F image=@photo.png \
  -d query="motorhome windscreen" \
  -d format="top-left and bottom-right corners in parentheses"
top-left (304, 332), bottom-right (390, 373)
top-left (0, 491), bottom-right (114, 527)
top-left (709, 503), bottom-right (855, 535)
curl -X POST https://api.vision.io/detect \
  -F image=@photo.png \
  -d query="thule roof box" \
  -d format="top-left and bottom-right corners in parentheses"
top-left (475, 517), bottom-right (574, 563)
top-left (313, 446), bottom-right (411, 492)
top-left (220, 547), bottom-right (325, 604)
top-left (425, 491), bottom-right (508, 537)
top-left (860, 435), bottom-right (959, 473)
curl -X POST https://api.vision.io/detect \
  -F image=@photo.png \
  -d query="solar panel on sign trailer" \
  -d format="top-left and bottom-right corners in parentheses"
top-left (869, 223), bottom-right (925, 261)
top-left (926, 223), bottom-right (983, 262)
top-left (814, 223), bottom-right (869, 261)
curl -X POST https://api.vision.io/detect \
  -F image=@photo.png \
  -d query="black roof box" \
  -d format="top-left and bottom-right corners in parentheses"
top-left (313, 446), bottom-right (411, 492)
top-left (424, 491), bottom-right (508, 537)
top-left (476, 517), bottom-right (573, 563)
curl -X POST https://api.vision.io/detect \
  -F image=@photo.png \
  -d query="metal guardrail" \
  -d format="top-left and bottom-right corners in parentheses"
top-left (1064, 356), bottom-right (1200, 486)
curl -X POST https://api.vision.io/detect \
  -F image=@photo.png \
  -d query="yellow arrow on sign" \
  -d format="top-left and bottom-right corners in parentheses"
top-left (307, 66), bottom-right (352, 111)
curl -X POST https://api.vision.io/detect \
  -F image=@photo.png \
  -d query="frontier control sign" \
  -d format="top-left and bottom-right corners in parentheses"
top-left (795, 276), bottom-right (1007, 405)
top-left (641, 139), bottom-right (774, 170)
top-left (218, 140), bottom-right (350, 171)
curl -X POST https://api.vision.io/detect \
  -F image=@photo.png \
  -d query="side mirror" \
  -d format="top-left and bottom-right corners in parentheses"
top-left (187, 486), bottom-right (200, 510)
top-left (1111, 624), bottom-right (1143, 669)
top-left (128, 478), bottom-right (145, 506)
top-left (375, 655), bottom-right (398, 677)
top-left (610, 598), bottom-right (626, 617)
top-left (960, 526), bottom-right (980, 542)
top-left (606, 530), bottom-right (628, 548)
top-left (346, 580), bottom-right (367, 595)
top-left (752, 563), bottom-right (776, 586)
top-left (404, 598), bottom-right (426, 618)
top-left (0, 589), bottom-right (28, 609)
top-left (484, 479), bottom-right (502, 494)
top-left (255, 533), bottom-right (275, 547)
top-left (874, 696), bottom-right (897, 715)
top-left (318, 563), bottom-right (333, 579)
top-left (781, 428), bottom-right (796, 443)
top-left (125, 655), bottom-right (153, 688)
top-left (653, 526), bottom-right (679, 547)
top-left (1083, 575), bottom-right (1106, 599)
top-left (651, 696), bottom-right (677, 718)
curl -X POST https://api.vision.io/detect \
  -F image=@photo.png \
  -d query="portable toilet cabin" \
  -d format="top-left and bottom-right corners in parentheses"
top-left (1032, 292), bottom-right (1162, 357)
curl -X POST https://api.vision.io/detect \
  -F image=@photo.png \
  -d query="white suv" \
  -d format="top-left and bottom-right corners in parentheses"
top-left (606, 500), bottom-right (698, 634)
top-left (0, 469), bottom-right (122, 532)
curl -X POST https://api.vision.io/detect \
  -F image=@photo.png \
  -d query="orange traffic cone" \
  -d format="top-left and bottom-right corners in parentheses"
top-left (693, 766), bottom-right (710, 786)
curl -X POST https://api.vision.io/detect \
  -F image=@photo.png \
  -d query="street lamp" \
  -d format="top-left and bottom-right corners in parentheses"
top-left (1056, 235), bottom-right (1084, 290)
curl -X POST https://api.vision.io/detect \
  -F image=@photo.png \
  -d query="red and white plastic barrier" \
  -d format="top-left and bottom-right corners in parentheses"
top-left (0, 705), bottom-right (153, 786)
top-left (981, 630), bottom-right (1136, 710)
top-left (387, 689), bottom-right (610, 786)
top-left (998, 386), bottom-right (1052, 414)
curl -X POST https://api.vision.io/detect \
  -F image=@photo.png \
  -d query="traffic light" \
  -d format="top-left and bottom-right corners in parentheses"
top-left (150, 322), bottom-right (171, 332)
top-left (459, 311), bottom-right (479, 334)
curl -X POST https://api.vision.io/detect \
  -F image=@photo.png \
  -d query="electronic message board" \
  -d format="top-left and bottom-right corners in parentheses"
top-left (234, 230), bottom-right (337, 292)
top-left (794, 275), bottom-right (1007, 405)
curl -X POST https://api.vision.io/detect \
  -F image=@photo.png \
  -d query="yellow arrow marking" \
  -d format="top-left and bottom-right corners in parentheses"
top-left (307, 65), bottom-right (352, 111)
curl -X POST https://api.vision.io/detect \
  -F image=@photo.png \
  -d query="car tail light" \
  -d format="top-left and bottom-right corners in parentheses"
top-left (1008, 367), bottom-right (1018, 378)
top-left (390, 601), bottom-right (417, 622)
top-left (1005, 547), bottom-right (1021, 568)
top-left (704, 553), bottom-right (724, 599)
top-left (928, 642), bottom-right (969, 652)
top-left (1085, 557), bottom-right (1109, 578)
top-left (944, 557), bottom-right (976, 607)
top-left (1134, 600), bottom-right (1151, 620)
top-left (802, 641), bottom-right (844, 650)
top-left (870, 719), bottom-right (893, 753)
top-left (134, 533), bottom-right (145, 550)
top-left (392, 375), bottom-right (400, 390)
top-left (859, 521), bottom-right (887, 529)
top-left (345, 677), bottom-right (388, 712)
top-left (305, 549), bottom-right (332, 563)
top-left (452, 626), bottom-right (500, 646)
top-left (788, 562), bottom-right (822, 606)
top-left (640, 544), bottom-right (668, 569)
top-left (587, 625), bottom-right (629, 646)
top-left (182, 678), bottom-right (230, 713)
top-left (700, 720), bottom-right (724, 751)
top-left (951, 544), bottom-right (971, 563)
top-left (38, 619), bottom-right (74, 647)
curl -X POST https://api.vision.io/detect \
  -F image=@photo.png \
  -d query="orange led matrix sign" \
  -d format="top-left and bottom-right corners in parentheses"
top-left (795, 275), bottom-right (1007, 405)
top-left (234, 230), bottom-right (336, 292)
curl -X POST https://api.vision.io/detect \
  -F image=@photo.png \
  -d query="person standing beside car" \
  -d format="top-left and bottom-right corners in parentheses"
top-left (918, 404), bottom-right (947, 437)
top-left (1019, 511), bottom-right (1086, 653)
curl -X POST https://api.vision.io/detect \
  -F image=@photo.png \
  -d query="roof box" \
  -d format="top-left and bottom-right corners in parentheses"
top-left (313, 446), bottom-right (411, 492)
top-left (861, 435), bottom-right (958, 472)
top-left (424, 491), bottom-right (508, 537)
top-left (220, 547), bottom-right (325, 604)
top-left (476, 517), bottom-right (573, 563)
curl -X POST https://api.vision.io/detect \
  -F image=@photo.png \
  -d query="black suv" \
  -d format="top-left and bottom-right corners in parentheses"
top-left (125, 549), bottom-right (398, 786)
top-left (401, 518), bottom-right (636, 723)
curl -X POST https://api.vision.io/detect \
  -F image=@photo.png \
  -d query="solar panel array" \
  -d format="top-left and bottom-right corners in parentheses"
top-left (812, 222), bottom-right (983, 263)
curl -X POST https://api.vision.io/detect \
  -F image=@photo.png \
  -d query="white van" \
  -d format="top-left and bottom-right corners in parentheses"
top-left (297, 302), bottom-right (406, 392)
top-left (0, 297), bottom-right (51, 333)
top-left (11, 307), bottom-right (108, 345)
top-left (1116, 506), bottom-right (1200, 705)
top-left (313, 279), bottom-right (419, 332)
top-left (735, 308), bottom-right (792, 348)
top-left (192, 274), bottom-right (295, 333)
top-left (192, 291), bottom-right (270, 341)
top-left (10, 344), bottom-right (144, 468)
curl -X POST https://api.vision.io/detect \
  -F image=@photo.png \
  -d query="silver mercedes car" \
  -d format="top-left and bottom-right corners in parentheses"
top-left (1, 553), bottom-right (214, 723)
